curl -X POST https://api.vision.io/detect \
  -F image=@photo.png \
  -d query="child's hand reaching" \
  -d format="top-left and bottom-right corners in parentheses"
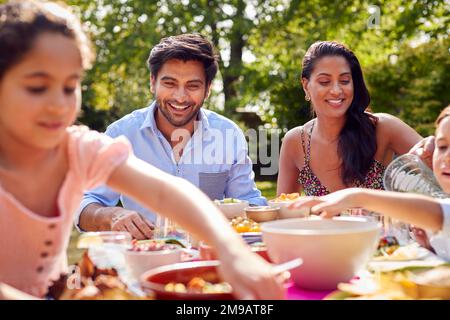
top-left (288, 188), bottom-right (361, 218)
top-left (216, 246), bottom-right (286, 300)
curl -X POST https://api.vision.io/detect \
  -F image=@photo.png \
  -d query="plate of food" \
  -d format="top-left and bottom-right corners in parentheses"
top-left (268, 193), bottom-right (309, 219)
top-left (230, 216), bottom-right (261, 233)
top-left (373, 239), bottom-right (430, 262)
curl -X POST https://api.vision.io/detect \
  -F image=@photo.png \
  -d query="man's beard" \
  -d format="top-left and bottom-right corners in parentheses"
top-left (156, 99), bottom-right (202, 127)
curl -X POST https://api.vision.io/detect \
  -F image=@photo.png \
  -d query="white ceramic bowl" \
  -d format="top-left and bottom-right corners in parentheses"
top-left (124, 248), bottom-right (183, 280)
top-left (261, 217), bottom-right (380, 290)
top-left (268, 200), bottom-right (309, 219)
top-left (214, 200), bottom-right (249, 219)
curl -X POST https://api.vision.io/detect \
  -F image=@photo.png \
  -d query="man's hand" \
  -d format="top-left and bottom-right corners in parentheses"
top-left (110, 208), bottom-right (155, 240)
top-left (79, 204), bottom-right (155, 240)
top-left (408, 136), bottom-right (435, 169)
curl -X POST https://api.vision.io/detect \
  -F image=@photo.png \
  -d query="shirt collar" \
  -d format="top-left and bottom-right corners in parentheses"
top-left (140, 101), bottom-right (158, 133)
top-left (140, 101), bottom-right (210, 133)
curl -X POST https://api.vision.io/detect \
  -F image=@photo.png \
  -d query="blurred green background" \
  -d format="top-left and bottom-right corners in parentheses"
top-left (57, 0), bottom-right (449, 139)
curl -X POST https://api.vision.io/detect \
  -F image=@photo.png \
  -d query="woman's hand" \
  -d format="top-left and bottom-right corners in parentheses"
top-left (410, 226), bottom-right (434, 252)
top-left (288, 188), bottom-right (362, 218)
top-left (408, 136), bottom-right (435, 169)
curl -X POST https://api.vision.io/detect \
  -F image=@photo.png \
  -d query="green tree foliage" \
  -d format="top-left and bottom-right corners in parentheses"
top-left (67, 0), bottom-right (291, 129)
top-left (245, 0), bottom-right (449, 132)
top-left (67, 0), bottom-right (162, 129)
top-left (33, 0), bottom-right (448, 134)
top-left (366, 38), bottom-right (450, 136)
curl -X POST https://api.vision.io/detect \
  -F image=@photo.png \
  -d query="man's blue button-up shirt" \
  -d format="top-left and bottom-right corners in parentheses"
top-left (76, 102), bottom-right (267, 225)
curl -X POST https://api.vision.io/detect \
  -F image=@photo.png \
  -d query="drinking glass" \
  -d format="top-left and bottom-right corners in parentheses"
top-left (383, 154), bottom-right (448, 198)
top-left (383, 154), bottom-right (449, 244)
top-left (154, 216), bottom-right (192, 248)
top-left (77, 231), bottom-right (132, 250)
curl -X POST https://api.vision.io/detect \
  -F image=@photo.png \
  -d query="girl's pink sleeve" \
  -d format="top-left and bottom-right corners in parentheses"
top-left (68, 126), bottom-right (133, 190)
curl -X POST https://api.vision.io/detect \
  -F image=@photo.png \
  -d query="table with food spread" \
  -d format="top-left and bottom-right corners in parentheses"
top-left (47, 193), bottom-right (450, 300)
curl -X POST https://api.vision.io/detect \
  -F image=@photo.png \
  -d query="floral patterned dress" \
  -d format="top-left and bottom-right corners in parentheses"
top-left (297, 120), bottom-right (385, 196)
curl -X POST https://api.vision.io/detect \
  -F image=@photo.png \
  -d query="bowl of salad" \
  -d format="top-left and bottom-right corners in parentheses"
top-left (124, 239), bottom-right (185, 280)
top-left (214, 198), bottom-right (249, 219)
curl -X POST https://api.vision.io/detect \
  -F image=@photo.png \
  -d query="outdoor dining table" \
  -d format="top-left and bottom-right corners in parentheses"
top-left (286, 283), bottom-right (332, 300)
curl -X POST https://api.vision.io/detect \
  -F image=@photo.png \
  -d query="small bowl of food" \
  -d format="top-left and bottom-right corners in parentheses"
top-left (230, 216), bottom-right (261, 233)
top-left (140, 260), bottom-right (235, 300)
top-left (214, 198), bottom-right (249, 220)
top-left (268, 193), bottom-right (309, 219)
top-left (245, 206), bottom-right (280, 223)
top-left (124, 239), bottom-right (184, 280)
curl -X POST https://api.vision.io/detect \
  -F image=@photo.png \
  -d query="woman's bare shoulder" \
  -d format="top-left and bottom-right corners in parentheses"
top-left (373, 112), bottom-right (422, 155)
top-left (283, 126), bottom-right (302, 143)
top-left (280, 121), bottom-right (313, 164)
top-left (373, 112), bottom-right (407, 129)
top-left (283, 120), bottom-right (315, 143)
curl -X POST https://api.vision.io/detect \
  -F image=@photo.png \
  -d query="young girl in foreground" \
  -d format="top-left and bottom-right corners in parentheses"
top-left (0, 0), bottom-right (284, 299)
top-left (290, 106), bottom-right (450, 259)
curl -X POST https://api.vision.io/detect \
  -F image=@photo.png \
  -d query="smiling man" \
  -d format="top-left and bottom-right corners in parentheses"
top-left (76, 34), bottom-right (266, 238)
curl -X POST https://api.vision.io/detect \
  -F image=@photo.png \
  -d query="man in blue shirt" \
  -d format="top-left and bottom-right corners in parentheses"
top-left (76, 34), bottom-right (266, 239)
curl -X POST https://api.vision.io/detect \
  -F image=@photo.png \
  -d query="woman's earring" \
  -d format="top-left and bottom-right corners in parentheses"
top-left (305, 94), bottom-right (311, 102)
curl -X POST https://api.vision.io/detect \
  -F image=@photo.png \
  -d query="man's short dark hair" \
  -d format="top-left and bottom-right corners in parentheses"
top-left (147, 33), bottom-right (219, 85)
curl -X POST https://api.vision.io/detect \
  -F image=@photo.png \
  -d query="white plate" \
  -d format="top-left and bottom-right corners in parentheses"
top-left (373, 243), bottom-right (430, 261)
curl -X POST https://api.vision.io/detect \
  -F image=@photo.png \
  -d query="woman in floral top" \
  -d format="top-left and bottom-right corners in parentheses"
top-left (278, 41), bottom-right (422, 197)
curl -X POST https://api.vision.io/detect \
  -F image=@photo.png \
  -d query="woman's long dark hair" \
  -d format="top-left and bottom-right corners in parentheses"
top-left (301, 41), bottom-right (378, 186)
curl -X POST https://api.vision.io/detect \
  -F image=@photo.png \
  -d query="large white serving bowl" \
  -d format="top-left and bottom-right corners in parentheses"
top-left (214, 200), bottom-right (249, 219)
top-left (267, 200), bottom-right (309, 219)
top-left (261, 217), bottom-right (381, 290)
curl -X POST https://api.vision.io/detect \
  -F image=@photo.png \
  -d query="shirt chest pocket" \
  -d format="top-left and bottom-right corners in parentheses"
top-left (198, 171), bottom-right (229, 200)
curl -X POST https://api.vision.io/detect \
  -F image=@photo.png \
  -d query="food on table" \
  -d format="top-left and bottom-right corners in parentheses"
top-left (214, 198), bottom-right (242, 204)
top-left (47, 252), bottom-right (152, 300)
top-left (164, 276), bottom-right (232, 294)
top-left (128, 239), bottom-right (181, 252)
top-left (375, 235), bottom-right (400, 257)
top-left (333, 272), bottom-right (414, 300)
top-left (272, 193), bottom-right (300, 202)
top-left (373, 242), bottom-right (428, 261)
top-left (213, 198), bottom-right (249, 220)
top-left (230, 216), bottom-right (261, 233)
top-left (330, 267), bottom-right (450, 300)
